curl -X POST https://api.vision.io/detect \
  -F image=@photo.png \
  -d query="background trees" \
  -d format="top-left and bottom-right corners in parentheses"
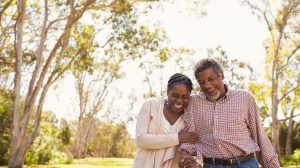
top-left (0, 89), bottom-right (13, 164)
top-left (1, 0), bottom-right (300, 167)
top-left (245, 0), bottom-right (300, 156)
top-left (1, 0), bottom-right (173, 167)
top-left (1, 0), bottom-right (206, 167)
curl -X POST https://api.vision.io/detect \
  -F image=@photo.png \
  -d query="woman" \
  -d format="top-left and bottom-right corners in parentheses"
top-left (132, 73), bottom-right (198, 168)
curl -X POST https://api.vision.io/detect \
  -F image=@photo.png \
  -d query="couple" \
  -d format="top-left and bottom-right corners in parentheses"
top-left (132, 58), bottom-right (280, 168)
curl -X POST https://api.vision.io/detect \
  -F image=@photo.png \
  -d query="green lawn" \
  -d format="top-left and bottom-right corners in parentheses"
top-left (0, 158), bottom-right (133, 168)
top-left (0, 158), bottom-right (298, 168)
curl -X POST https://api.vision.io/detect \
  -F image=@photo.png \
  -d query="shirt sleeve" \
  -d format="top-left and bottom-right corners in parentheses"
top-left (246, 93), bottom-right (280, 168)
top-left (179, 98), bottom-right (197, 155)
top-left (135, 100), bottom-right (180, 149)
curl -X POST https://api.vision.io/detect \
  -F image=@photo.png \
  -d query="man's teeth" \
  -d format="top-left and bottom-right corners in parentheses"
top-left (208, 89), bottom-right (214, 93)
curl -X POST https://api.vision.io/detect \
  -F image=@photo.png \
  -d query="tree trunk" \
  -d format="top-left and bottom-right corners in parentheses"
top-left (271, 120), bottom-right (280, 153)
top-left (73, 127), bottom-right (85, 158)
top-left (271, 73), bottom-right (280, 155)
top-left (73, 117), bottom-right (94, 158)
top-left (8, 131), bottom-right (27, 168)
top-left (285, 112), bottom-right (294, 156)
top-left (9, 0), bottom-right (26, 167)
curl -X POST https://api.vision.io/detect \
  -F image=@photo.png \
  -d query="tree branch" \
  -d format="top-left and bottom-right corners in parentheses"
top-left (25, 0), bottom-right (49, 113)
top-left (278, 44), bottom-right (300, 73)
top-left (0, 0), bottom-right (13, 22)
top-left (13, 0), bottom-right (27, 134)
top-left (279, 113), bottom-right (300, 122)
top-left (279, 84), bottom-right (300, 103)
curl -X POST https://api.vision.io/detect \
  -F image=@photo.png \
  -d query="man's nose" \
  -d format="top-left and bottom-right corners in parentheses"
top-left (203, 82), bottom-right (212, 90)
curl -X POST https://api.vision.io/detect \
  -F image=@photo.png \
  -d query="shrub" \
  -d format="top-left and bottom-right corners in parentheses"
top-left (280, 149), bottom-right (300, 166)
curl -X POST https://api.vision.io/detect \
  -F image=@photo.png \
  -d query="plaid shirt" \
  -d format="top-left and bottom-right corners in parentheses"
top-left (180, 87), bottom-right (280, 168)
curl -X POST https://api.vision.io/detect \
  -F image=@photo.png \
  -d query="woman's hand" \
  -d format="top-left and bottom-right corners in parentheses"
top-left (178, 129), bottom-right (198, 144)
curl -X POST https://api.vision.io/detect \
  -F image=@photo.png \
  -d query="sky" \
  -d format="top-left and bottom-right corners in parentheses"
top-left (159, 0), bottom-right (268, 69)
top-left (43, 0), bottom-right (270, 135)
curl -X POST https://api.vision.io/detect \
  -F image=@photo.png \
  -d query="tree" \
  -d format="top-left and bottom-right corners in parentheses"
top-left (68, 7), bottom-right (169, 157)
top-left (24, 111), bottom-right (60, 164)
top-left (4, 0), bottom-right (198, 167)
top-left (138, 45), bottom-right (255, 99)
top-left (87, 120), bottom-right (136, 157)
top-left (59, 122), bottom-right (71, 146)
top-left (244, 0), bottom-right (300, 155)
top-left (206, 46), bottom-right (255, 90)
top-left (0, 0), bottom-right (16, 89)
top-left (280, 80), bottom-right (300, 155)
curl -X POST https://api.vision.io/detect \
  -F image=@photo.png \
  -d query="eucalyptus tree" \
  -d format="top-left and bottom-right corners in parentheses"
top-left (2, 0), bottom-right (208, 167)
top-left (67, 5), bottom-right (172, 157)
top-left (244, 0), bottom-right (300, 155)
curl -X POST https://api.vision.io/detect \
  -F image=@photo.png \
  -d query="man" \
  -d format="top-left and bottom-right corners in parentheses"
top-left (179, 58), bottom-right (280, 168)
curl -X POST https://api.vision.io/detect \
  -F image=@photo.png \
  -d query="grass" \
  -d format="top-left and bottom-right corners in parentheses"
top-left (0, 158), bottom-right (298, 168)
top-left (0, 157), bottom-right (133, 168)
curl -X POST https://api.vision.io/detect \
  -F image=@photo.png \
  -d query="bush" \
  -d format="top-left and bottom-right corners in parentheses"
top-left (0, 88), bottom-right (13, 165)
top-left (280, 149), bottom-right (300, 166)
top-left (49, 151), bottom-right (73, 164)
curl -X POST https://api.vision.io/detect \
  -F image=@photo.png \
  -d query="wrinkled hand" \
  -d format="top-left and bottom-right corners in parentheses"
top-left (178, 129), bottom-right (198, 144)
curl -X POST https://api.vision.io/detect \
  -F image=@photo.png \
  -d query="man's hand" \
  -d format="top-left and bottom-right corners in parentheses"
top-left (179, 150), bottom-right (203, 168)
top-left (178, 129), bottom-right (198, 144)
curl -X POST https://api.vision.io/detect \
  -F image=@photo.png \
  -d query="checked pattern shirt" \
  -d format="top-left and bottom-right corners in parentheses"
top-left (180, 88), bottom-right (280, 168)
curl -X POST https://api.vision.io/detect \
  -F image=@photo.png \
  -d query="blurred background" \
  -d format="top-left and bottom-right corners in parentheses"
top-left (0, 0), bottom-right (300, 167)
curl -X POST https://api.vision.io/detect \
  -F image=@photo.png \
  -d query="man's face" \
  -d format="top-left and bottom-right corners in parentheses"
top-left (195, 67), bottom-right (225, 101)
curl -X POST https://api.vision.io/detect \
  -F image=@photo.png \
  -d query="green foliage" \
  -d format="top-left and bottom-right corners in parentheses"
top-left (103, 10), bottom-right (168, 61)
top-left (59, 125), bottom-right (72, 145)
top-left (159, 47), bottom-right (169, 62)
top-left (280, 148), bottom-right (300, 166)
top-left (278, 121), bottom-right (300, 156)
top-left (87, 121), bottom-right (135, 158)
top-left (248, 82), bottom-right (269, 121)
top-left (292, 122), bottom-right (300, 151)
top-left (69, 24), bottom-right (97, 77)
top-left (0, 88), bottom-right (13, 165)
top-left (25, 112), bottom-right (73, 164)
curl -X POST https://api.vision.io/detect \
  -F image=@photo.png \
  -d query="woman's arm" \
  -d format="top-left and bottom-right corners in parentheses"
top-left (135, 100), bottom-right (180, 149)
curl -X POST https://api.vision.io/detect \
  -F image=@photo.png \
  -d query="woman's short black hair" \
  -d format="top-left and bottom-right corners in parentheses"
top-left (194, 58), bottom-right (223, 78)
top-left (167, 73), bottom-right (193, 92)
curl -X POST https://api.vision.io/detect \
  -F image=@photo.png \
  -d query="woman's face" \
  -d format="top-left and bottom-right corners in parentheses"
top-left (167, 83), bottom-right (191, 113)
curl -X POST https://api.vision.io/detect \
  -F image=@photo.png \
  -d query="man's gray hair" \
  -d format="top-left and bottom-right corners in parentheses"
top-left (194, 58), bottom-right (223, 78)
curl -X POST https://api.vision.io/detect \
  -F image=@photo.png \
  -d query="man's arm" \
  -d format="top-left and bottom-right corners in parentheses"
top-left (246, 93), bottom-right (280, 168)
top-left (179, 97), bottom-right (203, 168)
top-left (179, 98), bottom-right (198, 154)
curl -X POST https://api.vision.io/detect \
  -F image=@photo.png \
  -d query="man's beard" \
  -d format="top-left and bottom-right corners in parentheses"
top-left (206, 90), bottom-right (221, 101)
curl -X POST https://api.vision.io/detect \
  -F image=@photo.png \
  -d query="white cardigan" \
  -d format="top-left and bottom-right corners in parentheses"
top-left (132, 98), bottom-right (185, 168)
